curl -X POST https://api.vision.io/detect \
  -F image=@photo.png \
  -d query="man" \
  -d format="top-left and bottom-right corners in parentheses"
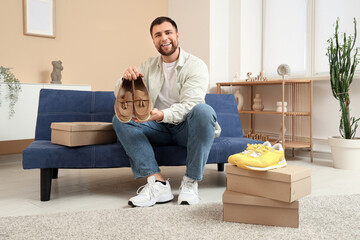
top-left (112, 16), bottom-right (221, 207)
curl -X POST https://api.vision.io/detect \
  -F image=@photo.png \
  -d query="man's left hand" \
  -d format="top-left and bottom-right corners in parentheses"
top-left (132, 108), bottom-right (164, 123)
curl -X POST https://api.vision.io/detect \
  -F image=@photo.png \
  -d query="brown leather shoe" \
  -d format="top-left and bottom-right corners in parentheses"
top-left (114, 79), bottom-right (133, 123)
top-left (133, 76), bottom-right (152, 121)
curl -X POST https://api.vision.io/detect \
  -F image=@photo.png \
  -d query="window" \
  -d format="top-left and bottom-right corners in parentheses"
top-left (262, 0), bottom-right (360, 78)
top-left (263, 0), bottom-right (307, 77)
top-left (314, 0), bottom-right (360, 75)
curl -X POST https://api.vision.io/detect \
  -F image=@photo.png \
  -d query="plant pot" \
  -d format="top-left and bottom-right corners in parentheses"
top-left (328, 136), bottom-right (360, 170)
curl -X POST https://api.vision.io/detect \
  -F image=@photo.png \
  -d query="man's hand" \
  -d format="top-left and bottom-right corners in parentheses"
top-left (123, 66), bottom-right (144, 80)
top-left (132, 108), bottom-right (164, 123)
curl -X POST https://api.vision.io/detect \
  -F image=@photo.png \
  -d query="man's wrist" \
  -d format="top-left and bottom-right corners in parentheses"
top-left (159, 110), bottom-right (164, 121)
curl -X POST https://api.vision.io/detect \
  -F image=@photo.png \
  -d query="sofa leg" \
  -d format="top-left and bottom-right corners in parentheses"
top-left (217, 163), bottom-right (224, 172)
top-left (52, 168), bottom-right (58, 179)
top-left (41, 168), bottom-right (52, 201)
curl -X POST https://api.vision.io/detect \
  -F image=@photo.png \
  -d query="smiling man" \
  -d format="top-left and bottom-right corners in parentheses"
top-left (112, 16), bottom-right (221, 207)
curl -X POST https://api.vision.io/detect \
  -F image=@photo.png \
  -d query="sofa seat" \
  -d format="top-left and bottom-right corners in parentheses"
top-left (23, 137), bottom-right (257, 169)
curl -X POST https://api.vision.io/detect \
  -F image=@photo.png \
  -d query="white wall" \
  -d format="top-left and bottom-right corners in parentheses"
top-left (239, 0), bottom-right (262, 80)
top-left (0, 83), bottom-right (91, 141)
top-left (209, 0), bottom-right (230, 92)
top-left (312, 80), bottom-right (360, 149)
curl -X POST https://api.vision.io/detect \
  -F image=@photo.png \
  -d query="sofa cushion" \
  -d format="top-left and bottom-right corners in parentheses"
top-left (35, 90), bottom-right (115, 141)
top-left (35, 90), bottom-right (242, 141)
top-left (205, 94), bottom-right (243, 138)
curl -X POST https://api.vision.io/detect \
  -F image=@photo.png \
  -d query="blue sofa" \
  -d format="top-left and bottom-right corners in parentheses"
top-left (23, 89), bottom-right (259, 201)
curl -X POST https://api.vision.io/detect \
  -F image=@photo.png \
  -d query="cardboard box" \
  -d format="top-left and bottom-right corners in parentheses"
top-left (223, 190), bottom-right (299, 228)
top-left (226, 164), bottom-right (311, 202)
top-left (51, 122), bottom-right (117, 147)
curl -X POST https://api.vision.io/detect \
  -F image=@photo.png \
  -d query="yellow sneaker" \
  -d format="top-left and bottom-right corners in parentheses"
top-left (228, 141), bottom-right (272, 165)
top-left (228, 142), bottom-right (286, 171)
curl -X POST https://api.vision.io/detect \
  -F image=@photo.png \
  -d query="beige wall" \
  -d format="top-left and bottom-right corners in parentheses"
top-left (168, 0), bottom-right (210, 67)
top-left (0, 0), bottom-right (168, 91)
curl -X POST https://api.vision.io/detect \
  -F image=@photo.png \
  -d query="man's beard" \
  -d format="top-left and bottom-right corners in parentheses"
top-left (157, 42), bottom-right (178, 56)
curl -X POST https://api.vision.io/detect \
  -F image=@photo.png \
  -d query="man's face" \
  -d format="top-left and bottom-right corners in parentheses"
top-left (151, 21), bottom-right (179, 57)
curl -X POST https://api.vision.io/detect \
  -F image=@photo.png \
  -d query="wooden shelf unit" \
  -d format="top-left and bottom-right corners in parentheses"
top-left (217, 79), bottom-right (313, 162)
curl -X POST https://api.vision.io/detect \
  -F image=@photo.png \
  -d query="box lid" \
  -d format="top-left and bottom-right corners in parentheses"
top-left (51, 122), bottom-right (114, 132)
top-left (223, 190), bottom-right (299, 208)
top-left (226, 164), bottom-right (311, 183)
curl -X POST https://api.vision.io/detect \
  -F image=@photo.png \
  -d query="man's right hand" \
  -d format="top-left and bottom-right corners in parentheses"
top-left (123, 66), bottom-right (144, 80)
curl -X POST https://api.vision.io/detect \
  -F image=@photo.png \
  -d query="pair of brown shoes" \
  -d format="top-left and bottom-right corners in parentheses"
top-left (115, 77), bottom-right (152, 123)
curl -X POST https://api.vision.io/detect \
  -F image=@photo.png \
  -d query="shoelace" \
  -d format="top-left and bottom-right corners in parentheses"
top-left (136, 179), bottom-right (168, 198)
top-left (136, 183), bottom-right (155, 198)
top-left (241, 144), bottom-right (273, 158)
top-left (180, 180), bottom-right (196, 193)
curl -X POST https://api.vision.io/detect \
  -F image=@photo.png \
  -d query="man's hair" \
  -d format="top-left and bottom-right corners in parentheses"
top-left (150, 16), bottom-right (178, 36)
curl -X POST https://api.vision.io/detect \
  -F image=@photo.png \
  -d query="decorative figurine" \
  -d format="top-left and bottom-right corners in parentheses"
top-left (276, 101), bottom-right (288, 112)
top-left (51, 60), bottom-right (63, 84)
top-left (234, 90), bottom-right (244, 111)
top-left (277, 64), bottom-right (291, 80)
top-left (246, 71), bottom-right (268, 82)
top-left (252, 93), bottom-right (264, 111)
top-left (233, 72), bottom-right (241, 81)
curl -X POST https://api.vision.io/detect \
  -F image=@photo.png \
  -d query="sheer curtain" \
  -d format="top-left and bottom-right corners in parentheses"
top-left (263, 0), bottom-right (307, 77)
top-left (314, 0), bottom-right (360, 75)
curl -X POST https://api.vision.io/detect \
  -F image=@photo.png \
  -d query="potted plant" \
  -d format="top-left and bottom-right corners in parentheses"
top-left (327, 18), bottom-right (360, 170)
top-left (0, 66), bottom-right (21, 118)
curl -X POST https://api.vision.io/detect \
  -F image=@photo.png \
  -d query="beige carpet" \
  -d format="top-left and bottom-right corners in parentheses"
top-left (0, 194), bottom-right (359, 240)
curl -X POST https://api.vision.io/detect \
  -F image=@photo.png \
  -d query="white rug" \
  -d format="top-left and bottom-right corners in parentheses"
top-left (0, 194), bottom-right (359, 240)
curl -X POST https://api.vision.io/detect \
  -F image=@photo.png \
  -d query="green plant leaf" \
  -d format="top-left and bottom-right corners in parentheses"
top-left (327, 18), bottom-right (359, 139)
top-left (0, 66), bottom-right (22, 119)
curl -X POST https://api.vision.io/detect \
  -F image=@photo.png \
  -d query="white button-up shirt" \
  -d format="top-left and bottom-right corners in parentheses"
top-left (115, 48), bottom-right (221, 137)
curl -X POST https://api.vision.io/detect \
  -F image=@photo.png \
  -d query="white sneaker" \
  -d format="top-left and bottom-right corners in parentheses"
top-left (178, 176), bottom-right (200, 205)
top-left (128, 176), bottom-right (174, 207)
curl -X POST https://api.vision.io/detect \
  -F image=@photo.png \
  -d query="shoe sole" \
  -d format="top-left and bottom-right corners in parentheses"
top-left (177, 197), bottom-right (200, 205)
top-left (243, 159), bottom-right (287, 171)
top-left (128, 194), bottom-right (174, 207)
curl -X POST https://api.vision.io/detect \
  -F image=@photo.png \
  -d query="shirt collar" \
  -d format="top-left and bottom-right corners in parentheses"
top-left (156, 48), bottom-right (187, 69)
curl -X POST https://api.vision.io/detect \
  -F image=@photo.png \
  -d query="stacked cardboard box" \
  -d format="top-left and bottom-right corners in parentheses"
top-left (223, 164), bottom-right (311, 228)
top-left (51, 122), bottom-right (117, 147)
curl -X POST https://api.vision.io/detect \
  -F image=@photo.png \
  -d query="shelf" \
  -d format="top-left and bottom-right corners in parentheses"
top-left (216, 79), bottom-right (312, 87)
top-left (268, 139), bottom-right (311, 149)
top-left (217, 79), bottom-right (313, 162)
top-left (285, 142), bottom-right (311, 148)
top-left (239, 110), bottom-right (310, 116)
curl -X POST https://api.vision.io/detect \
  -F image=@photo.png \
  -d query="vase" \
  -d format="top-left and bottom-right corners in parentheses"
top-left (252, 94), bottom-right (264, 111)
top-left (328, 136), bottom-right (360, 170)
top-left (234, 90), bottom-right (244, 111)
top-left (276, 101), bottom-right (287, 112)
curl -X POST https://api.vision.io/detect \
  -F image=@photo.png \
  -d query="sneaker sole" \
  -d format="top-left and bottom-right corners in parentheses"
top-left (244, 159), bottom-right (287, 171)
top-left (177, 197), bottom-right (200, 205)
top-left (128, 194), bottom-right (174, 207)
top-left (178, 200), bottom-right (199, 205)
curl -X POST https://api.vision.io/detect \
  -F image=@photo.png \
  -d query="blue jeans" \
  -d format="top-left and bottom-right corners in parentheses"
top-left (112, 104), bottom-right (217, 181)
